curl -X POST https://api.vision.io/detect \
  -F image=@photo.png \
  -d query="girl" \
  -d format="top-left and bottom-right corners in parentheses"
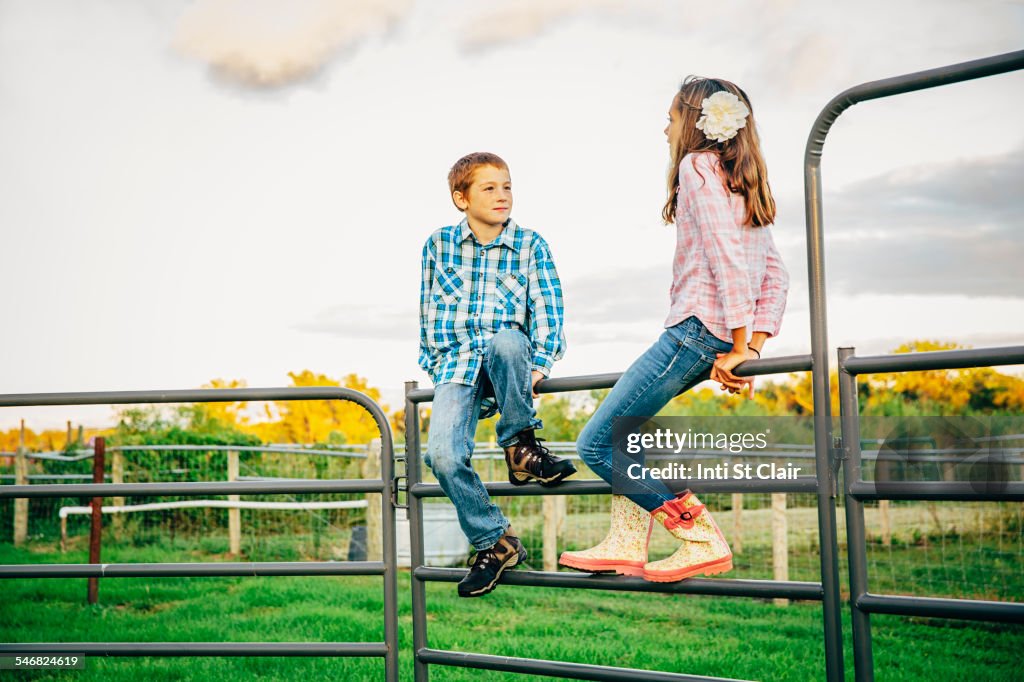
top-left (559, 76), bottom-right (789, 582)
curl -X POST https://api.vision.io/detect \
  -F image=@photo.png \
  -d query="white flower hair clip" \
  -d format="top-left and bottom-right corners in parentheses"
top-left (695, 91), bottom-right (750, 143)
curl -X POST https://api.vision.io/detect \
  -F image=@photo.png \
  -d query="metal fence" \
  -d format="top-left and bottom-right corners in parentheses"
top-left (0, 387), bottom-right (400, 682)
top-left (803, 47), bottom-right (1024, 682)
top-left (838, 349), bottom-right (1024, 682)
top-left (403, 356), bottom-right (837, 682)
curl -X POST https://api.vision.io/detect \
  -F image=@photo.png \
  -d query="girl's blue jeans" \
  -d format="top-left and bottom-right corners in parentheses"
top-left (577, 316), bottom-right (733, 511)
top-left (425, 329), bottom-right (543, 550)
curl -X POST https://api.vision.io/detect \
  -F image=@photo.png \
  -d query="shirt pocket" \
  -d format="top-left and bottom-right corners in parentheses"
top-left (495, 270), bottom-right (527, 314)
top-left (432, 266), bottom-right (464, 307)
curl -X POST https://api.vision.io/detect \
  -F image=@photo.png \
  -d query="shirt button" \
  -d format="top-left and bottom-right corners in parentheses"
top-left (446, 266), bottom-right (454, 273)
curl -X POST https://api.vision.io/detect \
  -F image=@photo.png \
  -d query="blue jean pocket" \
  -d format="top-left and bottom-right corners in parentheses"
top-left (665, 316), bottom-right (700, 347)
top-left (668, 316), bottom-right (731, 361)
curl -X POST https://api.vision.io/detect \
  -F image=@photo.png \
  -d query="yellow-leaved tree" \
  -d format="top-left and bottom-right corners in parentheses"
top-left (862, 341), bottom-right (1024, 415)
top-left (198, 378), bottom-right (251, 428)
top-left (252, 370), bottom-right (386, 445)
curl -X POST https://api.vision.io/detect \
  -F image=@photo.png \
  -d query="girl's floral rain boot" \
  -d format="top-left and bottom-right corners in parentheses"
top-left (644, 490), bottom-right (733, 582)
top-left (559, 494), bottom-right (653, 577)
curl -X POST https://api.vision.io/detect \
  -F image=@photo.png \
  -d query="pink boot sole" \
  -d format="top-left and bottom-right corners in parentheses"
top-left (559, 554), bottom-right (646, 577)
top-left (642, 555), bottom-right (733, 583)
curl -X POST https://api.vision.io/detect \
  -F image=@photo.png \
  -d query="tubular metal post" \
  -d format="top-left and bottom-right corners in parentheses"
top-left (414, 567), bottom-right (823, 601)
top-left (0, 642), bottom-right (388, 657)
top-left (856, 594), bottom-right (1024, 624)
top-left (841, 346), bottom-right (1024, 374)
top-left (838, 348), bottom-right (874, 681)
top-left (405, 381), bottom-right (430, 681)
top-left (847, 481), bottom-right (1024, 501)
top-left (0, 479), bottom-right (384, 499)
top-left (417, 648), bottom-right (746, 682)
top-left (379, 416), bottom-right (399, 682)
top-left (410, 477), bottom-right (817, 498)
top-left (804, 139), bottom-right (846, 682)
top-left (0, 561), bottom-right (387, 578)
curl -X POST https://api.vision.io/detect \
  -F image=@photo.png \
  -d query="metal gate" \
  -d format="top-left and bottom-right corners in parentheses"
top-left (403, 352), bottom-right (840, 682)
top-left (0, 387), bottom-right (400, 682)
top-left (805, 47), bottom-right (1024, 681)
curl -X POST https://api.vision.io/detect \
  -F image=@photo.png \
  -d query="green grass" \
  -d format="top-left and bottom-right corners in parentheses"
top-left (1, 542), bottom-right (1022, 681)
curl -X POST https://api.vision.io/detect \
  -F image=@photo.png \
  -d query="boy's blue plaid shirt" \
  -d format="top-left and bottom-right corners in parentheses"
top-left (418, 218), bottom-right (565, 413)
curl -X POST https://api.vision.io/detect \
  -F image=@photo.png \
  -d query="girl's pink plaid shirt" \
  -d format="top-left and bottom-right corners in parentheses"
top-left (665, 152), bottom-right (790, 343)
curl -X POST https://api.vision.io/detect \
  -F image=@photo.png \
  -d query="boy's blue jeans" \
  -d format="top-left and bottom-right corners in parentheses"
top-left (576, 316), bottom-right (733, 512)
top-left (426, 329), bottom-right (543, 550)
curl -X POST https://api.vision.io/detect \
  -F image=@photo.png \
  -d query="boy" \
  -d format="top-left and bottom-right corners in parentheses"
top-left (418, 152), bottom-right (576, 597)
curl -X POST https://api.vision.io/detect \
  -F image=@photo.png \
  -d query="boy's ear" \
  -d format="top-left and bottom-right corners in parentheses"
top-left (452, 190), bottom-right (469, 211)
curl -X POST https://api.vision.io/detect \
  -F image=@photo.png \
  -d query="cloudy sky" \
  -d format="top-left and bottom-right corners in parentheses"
top-left (2, 0), bottom-right (1022, 430)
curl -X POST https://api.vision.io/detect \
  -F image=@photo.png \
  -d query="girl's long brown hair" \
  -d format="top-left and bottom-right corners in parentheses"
top-left (662, 76), bottom-right (776, 227)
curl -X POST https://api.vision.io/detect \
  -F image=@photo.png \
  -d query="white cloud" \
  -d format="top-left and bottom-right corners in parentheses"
top-left (173, 0), bottom-right (414, 86)
top-left (822, 147), bottom-right (1024, 297)
top-left (453, 0), bottom-right (680, 52)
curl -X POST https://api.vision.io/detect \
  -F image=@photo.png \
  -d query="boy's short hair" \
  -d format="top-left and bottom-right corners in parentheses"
top-left (448, 152), bottom-right (509, 211)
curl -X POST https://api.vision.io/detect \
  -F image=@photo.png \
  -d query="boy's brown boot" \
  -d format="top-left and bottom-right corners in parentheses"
top-left (457, 527), bottom-right (528, 598)
top-left (503, 428), bottom-right (577, 487)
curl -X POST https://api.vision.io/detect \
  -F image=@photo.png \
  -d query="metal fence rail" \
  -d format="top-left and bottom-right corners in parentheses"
top-left (0, 387), bottom-right (399, 682)
top-left (838, 346), bottom-right (1024, 681)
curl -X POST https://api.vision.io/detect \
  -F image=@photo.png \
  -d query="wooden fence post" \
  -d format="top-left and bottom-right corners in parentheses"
top-left (87, 437), bottom-right (105, 604)
top-left (363, 439), bottom-right (383, 562)
top-left (13, 420), bottom-right (28, 546)
top-left (771, 492), bottom-right (789, 607)
top-left (542, 495), bottom-right (566, 572)
top-left (731, 492), bottom-right (743, 554)
top-left (228, 450), bottom-right (241, 556)
top-left (111, 448), bottom-right (125, 534)
top-left (879, 499), bottom-right (891, 547)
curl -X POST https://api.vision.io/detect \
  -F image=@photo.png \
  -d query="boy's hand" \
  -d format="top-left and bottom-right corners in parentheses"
top-left (531, 370), bottom-right (544, 398)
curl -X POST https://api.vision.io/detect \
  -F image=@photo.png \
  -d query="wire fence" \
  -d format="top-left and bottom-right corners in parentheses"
top-left (3, 439), bottom-right (1020, 604)
top-left (0, 444), bottom-right (371, 563)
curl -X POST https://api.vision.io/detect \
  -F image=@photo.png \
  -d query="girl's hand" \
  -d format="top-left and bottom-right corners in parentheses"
top-left (711, 349), bottom-right (757, 399)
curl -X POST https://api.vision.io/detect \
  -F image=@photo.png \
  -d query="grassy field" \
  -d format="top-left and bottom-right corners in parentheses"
top-left (1, 540), bottom-right (1022, 682)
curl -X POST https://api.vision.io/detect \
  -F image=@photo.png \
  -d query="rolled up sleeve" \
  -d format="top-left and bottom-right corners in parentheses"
top-left (526, 237), bottom-right (566, 375)
top-left (417, 239), bottom-right (437, 375)
top-left (752, 230), bottom-right (789, 337)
